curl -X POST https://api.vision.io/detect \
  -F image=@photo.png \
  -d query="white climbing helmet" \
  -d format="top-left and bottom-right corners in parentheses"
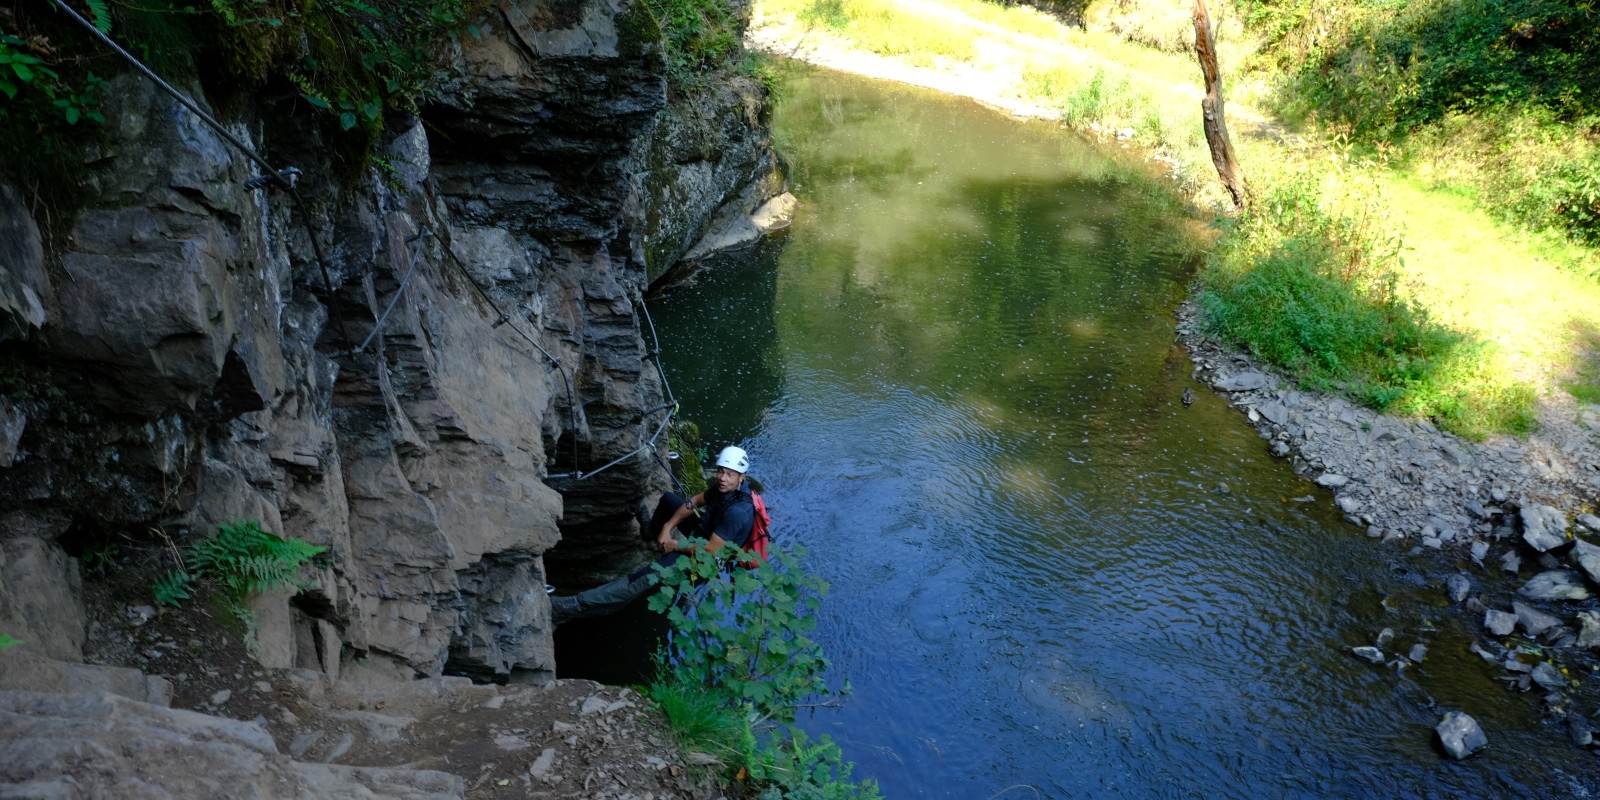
top-left (715, 445), bottom-right (750, 473)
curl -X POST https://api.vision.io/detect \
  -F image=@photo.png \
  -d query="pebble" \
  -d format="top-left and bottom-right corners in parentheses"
top-left (1407, 643), bottom-right (1428, 663)
top-left (210, 689), bottom-right (232, 706)
top-left (1446, 573), bottom-right (1472, 604)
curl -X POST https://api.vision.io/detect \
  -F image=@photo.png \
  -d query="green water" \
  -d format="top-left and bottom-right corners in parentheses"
top-left (641, 65), bottom-right (1595, 799)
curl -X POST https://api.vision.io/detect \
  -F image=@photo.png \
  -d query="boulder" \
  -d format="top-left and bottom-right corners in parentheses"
top-left (0, 184), bottom-right (51, 333)
top-left (1315, 473), bottom-right (1350, 489)
top-left (1579, 514), bottom-right (1600, 534)
top-left (0, 650), bottom-right (171, 706)
top-left (1518, 571), bottom-right (1592, 602)
top-left (1520, 503), bottom-right (1568, 552)
top-left (1571, 539), bottom-right (1600, 584)
top-left (1531, 662), bottom-right (1565, 690)
top-left (1484, 609), bottom-right (1518, 637)
top-left (0, 691), bottom-right (463, 799)
top-left (1351, 646), bottom-right (1385, 664)
top-left (0, 538), bottom-right (86, 662)
top-left (1578, 611), bottom-right (1600, 649)
top-left (1435, 711), bottom-right (1487, 760)
top-left (1215, 372), bottom-right (1267, 391)
top-left (1446, 573), bottom-right (1472, 604)
top-left (1511, 601), bottom-right (1561, 637)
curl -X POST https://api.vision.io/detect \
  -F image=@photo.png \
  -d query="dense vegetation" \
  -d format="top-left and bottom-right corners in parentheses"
top-left (1240, 0), bottom-right (1600, 246)
top-left (647, 545), bottom-right (881, 799)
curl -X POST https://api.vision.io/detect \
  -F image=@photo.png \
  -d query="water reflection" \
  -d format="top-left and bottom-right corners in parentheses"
top-left (644, 65), bottom-right (1590, 799)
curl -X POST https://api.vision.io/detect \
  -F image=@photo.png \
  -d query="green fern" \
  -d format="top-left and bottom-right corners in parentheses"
top-left (152, 520), bottom-right (325, 610)
top-left (151, 570), bottom-right (193, 607)
top-left (85, 0), bottom-right (113, 34)
top-left (0, 633), bottom-right (22, 650)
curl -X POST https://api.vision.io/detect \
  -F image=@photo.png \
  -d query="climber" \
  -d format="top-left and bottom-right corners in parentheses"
top-left (549, 445), bottom-right (756, 623)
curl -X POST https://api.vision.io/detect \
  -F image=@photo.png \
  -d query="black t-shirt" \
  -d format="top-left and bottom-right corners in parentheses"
top-left (700, 482), bottom-right (755, 548)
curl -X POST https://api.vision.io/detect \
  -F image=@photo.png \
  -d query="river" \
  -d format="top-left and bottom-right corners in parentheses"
top-left (592, 64), bottom-right (1596, 798)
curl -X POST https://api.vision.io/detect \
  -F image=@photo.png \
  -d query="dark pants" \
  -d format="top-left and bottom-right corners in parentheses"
top-left (551, 493), bottom-right (694, 622)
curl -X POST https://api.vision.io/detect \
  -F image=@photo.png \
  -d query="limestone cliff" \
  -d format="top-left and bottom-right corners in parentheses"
top-left (0, 0), bottom-right (780, 686)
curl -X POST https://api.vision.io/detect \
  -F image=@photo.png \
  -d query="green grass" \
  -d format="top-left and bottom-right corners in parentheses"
top-left (1198, 168), bottom-right (1539, 440)
top-left (647, 677), bottom-right (752, 765)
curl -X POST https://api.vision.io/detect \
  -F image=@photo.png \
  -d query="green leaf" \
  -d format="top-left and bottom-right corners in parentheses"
top-left (12, 62), bottom-right (33, 82)
top-left (338, 111), bottom-right (357, 130)
top-left (301, 93), bottom-right (331, 110)
top-left (64, 105), bottom-right (80, 125)
top-left (0, 80), bottom-right (16, 100)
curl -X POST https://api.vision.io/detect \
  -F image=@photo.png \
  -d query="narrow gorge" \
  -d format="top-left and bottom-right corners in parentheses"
top-left (1, 0), bottom-right (780, 793)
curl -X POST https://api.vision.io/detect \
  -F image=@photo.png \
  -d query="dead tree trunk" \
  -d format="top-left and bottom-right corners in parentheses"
top-left (1193, 0), bottom-right (1247, 212)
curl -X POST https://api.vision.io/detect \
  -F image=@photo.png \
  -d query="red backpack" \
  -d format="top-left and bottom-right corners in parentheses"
top-left (743, 492), bottom-right (772, 567)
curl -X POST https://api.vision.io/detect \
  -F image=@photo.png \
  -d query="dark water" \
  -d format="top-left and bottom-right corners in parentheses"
top-left (634, 66), bottom-right (1598, 798)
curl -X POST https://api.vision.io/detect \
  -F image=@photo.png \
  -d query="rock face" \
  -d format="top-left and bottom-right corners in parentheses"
top-left (0, 0), bottom-right (778, 685)
top-left (0, 691), bottom-right (464, 799)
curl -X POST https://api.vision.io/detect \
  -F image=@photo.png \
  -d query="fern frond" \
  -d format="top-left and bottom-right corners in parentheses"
top-left (85, 0), bottom-right (113, 34)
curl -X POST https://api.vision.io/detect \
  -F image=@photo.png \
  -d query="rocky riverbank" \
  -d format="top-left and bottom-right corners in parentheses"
top-left (1178, 298), bottom-right (1600, 753)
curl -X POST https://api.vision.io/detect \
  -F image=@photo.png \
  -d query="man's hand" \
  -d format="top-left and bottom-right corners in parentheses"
top-left (657, 529), bottom-right (677, 554)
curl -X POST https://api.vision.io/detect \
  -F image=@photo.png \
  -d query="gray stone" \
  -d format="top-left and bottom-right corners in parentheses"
top-left (1531, 662), bottom-right (1565, 690)
top-left (1446, 573), bottom-right (1472, 604)
top-left (0, 398), bottom-right (24, 469)
top-left (1470, 541), bottom-right (1489, 565)
top-left (1500, 550), bottom-right (1522, 574)
top-left (1351, 646), bottom-right (1384, 664)
top-left (1520, 503), bottom-right (1569, 552)
top-left (0, 539), bottom-right (86, 662)
top-left (1435, 711), bottom-right (1487, 760)
top-left (1376, 628), bottom-right (1395, 647)
top-left (0, 691), bottom-right (463, 798)
top-left (0, 184), bottom-right (51, 332)
top-left (1336, 494), bottom-right (1364, 515)
top-left (1512, 601), bottom-right (1561, 637)
top-left (1571, 539), bottom-right (1600, 584)
top-left (1518, 571), bottom-right (1592, 602)
top-left (1257, 401), bottom-right (1288, 425)
top-left (528, 747), bottom-right (557, 779)
top-left (1578, 514), bottom-right (1600, 534)
top-left (1315, 473), bottom-right (1350, 489)
top-left (1215, 372), bottom-right (1267, 391)
top-left (1577, 611), bottom-right (1600, 649)
top-left (1408, 643), bottom-right (1428, 663)
top-left (1485, 609), bottom-right (1518, 636)
top-left (0, 651), bottom-right (171, 706)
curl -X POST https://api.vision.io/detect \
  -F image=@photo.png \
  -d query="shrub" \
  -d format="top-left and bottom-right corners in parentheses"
top-left (646, 544), bottom-right (881, 798)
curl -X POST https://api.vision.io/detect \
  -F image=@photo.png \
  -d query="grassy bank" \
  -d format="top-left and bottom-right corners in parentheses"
top-left (750, 0), bottom-right (1600, 440)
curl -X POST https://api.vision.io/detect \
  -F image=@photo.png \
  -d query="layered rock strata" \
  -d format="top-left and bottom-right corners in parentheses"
top-left (0, 0), bottom-right (779, 696)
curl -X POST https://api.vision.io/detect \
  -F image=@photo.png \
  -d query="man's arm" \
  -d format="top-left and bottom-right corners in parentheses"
top-left (656, 492), bottom-right (707, 553)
